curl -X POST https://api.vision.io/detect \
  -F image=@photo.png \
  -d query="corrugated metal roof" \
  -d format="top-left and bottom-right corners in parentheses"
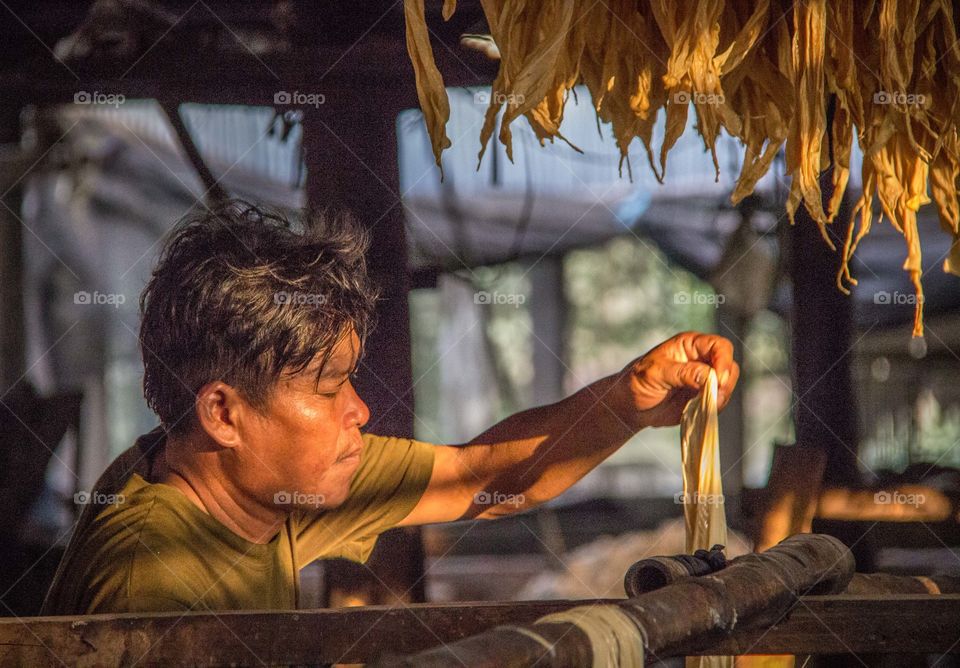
top-left (61, 99), bottom-right (305, 191)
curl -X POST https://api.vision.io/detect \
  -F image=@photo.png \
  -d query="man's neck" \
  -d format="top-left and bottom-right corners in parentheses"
top-left (159, 449), bottom-right (286, 545)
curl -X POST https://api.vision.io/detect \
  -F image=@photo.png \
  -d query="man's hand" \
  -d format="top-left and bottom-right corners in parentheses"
top-left (616, 332), bottom-right (740, 429)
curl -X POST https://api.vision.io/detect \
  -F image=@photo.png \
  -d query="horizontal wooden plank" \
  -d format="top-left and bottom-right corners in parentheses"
top-left (813, 518), bottom-right (960, 549)
top-left (3, 595), bottom-right (958, 666)
top-left (705, 594), bottom-right (960, 657)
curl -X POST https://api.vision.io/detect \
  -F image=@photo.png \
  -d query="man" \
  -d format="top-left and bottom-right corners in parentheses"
top-left (43, 200), bottom-right (739, 614)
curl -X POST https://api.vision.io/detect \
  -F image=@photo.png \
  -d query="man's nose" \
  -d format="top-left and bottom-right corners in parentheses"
top-left (348, 383), bottom-right (370, 428)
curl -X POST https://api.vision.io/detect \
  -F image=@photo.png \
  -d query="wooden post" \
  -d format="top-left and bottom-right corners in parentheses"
top-left (789, 176), bottom-right (860, 487)
top-left (757, 102), bottom-right (859, 549)
top-left (0, 103), bottom-right (26, 392)
top-left (715, 302), bottom-right (746, 502)
top-left (529, 256), bottom-right (567, 406)
top-left (302, 80), bottom-right (426, 605)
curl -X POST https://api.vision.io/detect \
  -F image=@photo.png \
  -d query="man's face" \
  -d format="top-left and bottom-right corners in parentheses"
top-left (228, 329), bottom-right (370, 512)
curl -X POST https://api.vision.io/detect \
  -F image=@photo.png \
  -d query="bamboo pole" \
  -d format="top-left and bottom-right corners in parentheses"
top-left (378, 533), bottom-right (855, 667)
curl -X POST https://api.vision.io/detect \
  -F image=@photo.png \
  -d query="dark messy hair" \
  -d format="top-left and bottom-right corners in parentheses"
top-left (139, 200), bottom-right (379, 437)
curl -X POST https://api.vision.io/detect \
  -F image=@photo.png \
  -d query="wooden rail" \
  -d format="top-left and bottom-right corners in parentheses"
top-left (1, 594), bottom-right (956, 666)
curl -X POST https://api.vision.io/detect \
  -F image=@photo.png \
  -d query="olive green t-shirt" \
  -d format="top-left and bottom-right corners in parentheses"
top-left (42, 431), bottom-right (435, 615)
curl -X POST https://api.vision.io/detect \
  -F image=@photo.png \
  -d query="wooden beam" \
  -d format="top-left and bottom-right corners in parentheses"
top-left (0, 25), bottom-right (495, 108)
top-left (0, 0), bottom-right (493, 88)
top-left (528, 256), bottom-right (567, 406)
top-left (745, 484), bottom-right (960, 524)
top-left (3, 595), bottom-right (957, 666)
top-left (756, 164), bottom-right (857, 547)
top-left (715, 594), bottom-right (960, 656)
top-left (817, 485), bottom-right (959, 522)
top-left (0, 104), bottom-right (27, 392)
top-left (813, 518), bottom-right (960, 550)
top-left (789, 149), bottom-right (860, 486)
top-left (302, 78), bottom-right (424, 607)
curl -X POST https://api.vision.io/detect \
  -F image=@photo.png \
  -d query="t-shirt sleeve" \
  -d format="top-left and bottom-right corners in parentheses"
top-left (293, 433), bottom-right (435, 565)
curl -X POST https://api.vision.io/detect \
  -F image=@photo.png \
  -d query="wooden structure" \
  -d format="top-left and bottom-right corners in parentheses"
top-left (1, 3), bottom-right (959, 660)
top-left (1, 596), bottom-right (956, 666)
top-left (3, 535), bottom-right (959, 666)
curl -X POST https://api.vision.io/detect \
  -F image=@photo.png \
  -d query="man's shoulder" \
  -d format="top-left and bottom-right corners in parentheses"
top-left (48, 476), bottom-right (201, 613)
top-left (81, 475), bottom-right (165, 553)
top-left (84, 476), bottom-right (211, 565)
top-left (78, 475), bottom-right (202, 568)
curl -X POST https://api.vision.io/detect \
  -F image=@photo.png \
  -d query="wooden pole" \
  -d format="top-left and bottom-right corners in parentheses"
top-left (302, 79), bottom-right (426, 606)
top-left (788, 96), bottom-right (859, 488)
top-left (0, 103), bottom-right (26, 393)
top-left (380, 533), bottom-right (856, 667)
top-left (757, 99), bottom-right (859, 550)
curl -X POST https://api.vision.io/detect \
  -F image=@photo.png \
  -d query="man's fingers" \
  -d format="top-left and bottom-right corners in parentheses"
top-left (682, 333), bottom-right (738, 395)
top-left (665, 361), bottom-right (713, 392)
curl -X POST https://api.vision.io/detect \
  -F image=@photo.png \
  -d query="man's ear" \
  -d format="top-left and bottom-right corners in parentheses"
top-left (194, 381), bottom-right (249, 449)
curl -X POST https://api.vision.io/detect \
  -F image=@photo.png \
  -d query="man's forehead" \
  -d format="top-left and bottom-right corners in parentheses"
top-left (314, 332), bottom-right (360, 377)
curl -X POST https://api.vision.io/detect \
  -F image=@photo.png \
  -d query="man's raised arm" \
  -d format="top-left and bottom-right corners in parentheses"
top-left (398, 331), bottom-right (739, 526)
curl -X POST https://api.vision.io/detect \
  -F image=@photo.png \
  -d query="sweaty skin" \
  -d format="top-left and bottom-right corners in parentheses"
top-left (162, 331), bottom-right (369, 543)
